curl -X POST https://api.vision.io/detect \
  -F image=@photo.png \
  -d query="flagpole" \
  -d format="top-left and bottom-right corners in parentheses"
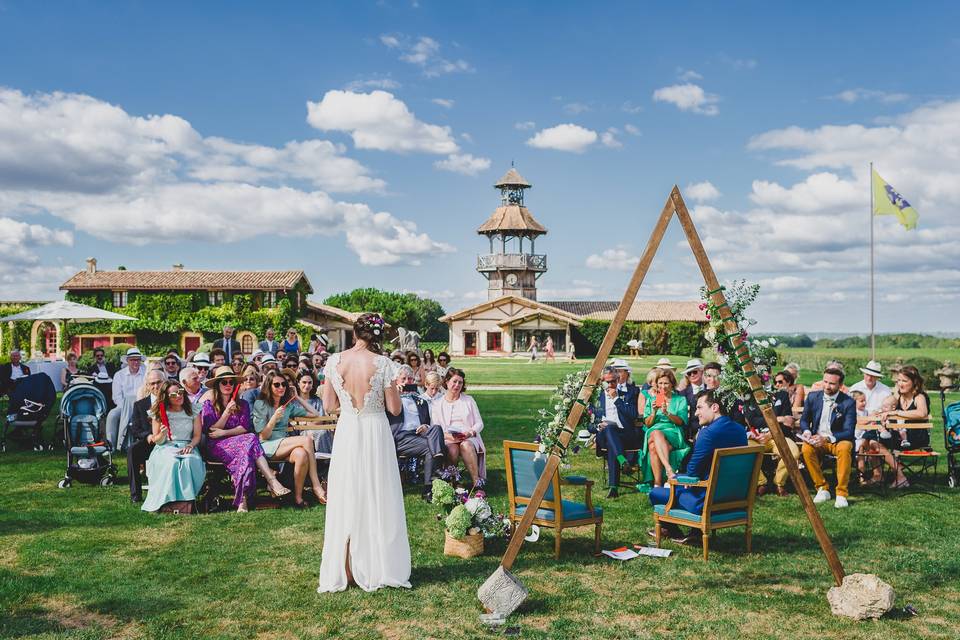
top-left (869, 162), bottom-right (875, 360)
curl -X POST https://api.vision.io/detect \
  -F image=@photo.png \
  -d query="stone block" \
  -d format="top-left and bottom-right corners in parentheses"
top-left (478, 566), bottom-right (528, 617)
top-left (827, 573), bottom-right (895, 620)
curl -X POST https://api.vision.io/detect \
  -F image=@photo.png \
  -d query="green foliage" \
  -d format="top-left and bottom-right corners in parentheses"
top-left (757, 334), bottom-right (815, 348)
top-left (444, 504), bottom-right (473, 538)
top-left (76, 343), bottom-right (136, 371)
top-left (323, 288), bottom-right (447, 340)
top-left (666, 321), bottom-right (706, 357)
top-left (419, 341), bottom-right (449, 354)
top-left (815, 333), bottom-right (960, 350)
top-left (573, 320), bottom-right (703, 357)
top-left (0, 303), bottom-right (40, 356)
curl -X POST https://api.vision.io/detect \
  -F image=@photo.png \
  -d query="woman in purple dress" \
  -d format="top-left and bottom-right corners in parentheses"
top-left (200, 366), bottom-right (291, 512)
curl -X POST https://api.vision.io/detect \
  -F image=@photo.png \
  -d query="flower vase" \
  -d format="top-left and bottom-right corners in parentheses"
top-left (443, 531), bottom-right (484, 558)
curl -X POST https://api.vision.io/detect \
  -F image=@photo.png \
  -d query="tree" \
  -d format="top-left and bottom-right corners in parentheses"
top-left (323, 288), bottom-right (447, 340)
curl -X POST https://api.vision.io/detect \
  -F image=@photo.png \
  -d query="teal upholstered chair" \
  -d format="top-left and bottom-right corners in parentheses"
top-left (504, 440), bottom-right (603, 558)
top-left (653, 445), bottom-right (764, 560)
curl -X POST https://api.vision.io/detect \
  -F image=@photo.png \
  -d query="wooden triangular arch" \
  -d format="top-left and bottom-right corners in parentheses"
top-left (494, 187), bottom-right (845, 589)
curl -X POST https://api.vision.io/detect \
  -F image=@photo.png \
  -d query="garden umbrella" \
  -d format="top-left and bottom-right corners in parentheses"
top-left (0, 300), bottom-right (136, 323)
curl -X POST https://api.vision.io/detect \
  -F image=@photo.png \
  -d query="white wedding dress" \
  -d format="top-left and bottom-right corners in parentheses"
top-left (318, 353), bottom-right (412, 592)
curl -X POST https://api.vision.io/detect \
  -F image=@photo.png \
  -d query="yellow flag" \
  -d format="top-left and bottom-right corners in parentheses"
top-left (872, 168), bottom-right (918, 230)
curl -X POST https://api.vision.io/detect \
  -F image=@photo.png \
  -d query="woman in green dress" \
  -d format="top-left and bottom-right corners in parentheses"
top-left (252, 370), bottom-right (325, 508)
top-left (141, 381), bottom-right (205, 512)
top-left (637, 369), bottom-right (691, 487)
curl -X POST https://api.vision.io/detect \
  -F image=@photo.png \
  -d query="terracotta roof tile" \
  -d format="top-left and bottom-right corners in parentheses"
top-left (61, 270), bottom-right (313, 293)
top-left (476, 205), bottom-right (547, 234)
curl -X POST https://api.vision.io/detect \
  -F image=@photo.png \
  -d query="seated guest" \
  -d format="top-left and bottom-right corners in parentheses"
top-left (107, 348), bottom-right (146, 449)
top-left (589, 366), bottom-right (640, 498)
top-left (810, 361), bottom-right (849, 394)
top-left (406, 352), bottom-right (424, 390)
top-left (239, 365), bottom-right (260, 394)
top-left (210, 348), bottom-right (227, 367)
top-left (87, 347), bottom-right (117, 408)
top-left (421, 349), bottom-right (438, 382)
top-left (390, 365), bottom-right (445, 500)
top-left (390, 350), bottom-right (406, 366)
top-left (259, 327), bottom-right (280, 357)
top-left (141, 381), bottom-right (205, 512)
top-left (436, 352), bottom-right (451, 380)
top-left (648, 390), bottom-right (747, 541)
top-left (201, 366), bottom-right (291, 512)
top-left (680, 359), bottom-right (706, 440)
top-left (702, 362), bottom-right (721, 391)
top-left (231, 353), bottom-right (245, 375)
top-left (281, 328), bottom-right (301, 356)
top-left (311, 352), bottom-right (325, 374)
top-left (735, 387), bottom-right (798, 497)
top-left (179, 366), bottom-right (205, 405)
top-left (848, 360), bottom-right (892, 414)
top-left (60, 350), bottom-right (81, 388)
top-left (296, 371), bottom-right (331, 472)
top-left (260, 354), bottom-right (279, 375)
top-left (640, 367), bottom-right (658, 392)
top-left (784, 363), bottom-right (806, 410)
top-left (307, 333), bottom-right (323, 355)
top-left (864, 365), bottom-right (930, 489)
top-left (252, 370), bottom-right (325, 507)
top-left (162, 353), bottom-right (182, 382)
top-left (800, 367), bottom-right (856, 508)
top-left (0, 348), bottom-right (31, 396)
top-left (276, 349), bottom-right (287, 364)
top-left (637, 369), bottom-right (691, 489)
top-left (283, 356), bottom-right (299, 371)
top-left (420, 372), bottom-right (444, 403)
top-left (128, 369), bottom-right (166, 502)
top-left (431, 368), bottom-right (486, 488)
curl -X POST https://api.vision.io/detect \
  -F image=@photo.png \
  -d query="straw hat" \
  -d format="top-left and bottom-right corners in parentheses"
top-left (204, 365), bottom-right (241, 388)
top-left (610, 358), bottom-right (632, 373)
top-left (859, 360), bottom-right (883, 377)
top-left (191, 352), bottom-right (212, 369)
top-left (683, 358), bottom-right (704, 374)
top-left (655, 357), bottom-right (676, 370)
top-left (121, 347), bottom-right (143, 364)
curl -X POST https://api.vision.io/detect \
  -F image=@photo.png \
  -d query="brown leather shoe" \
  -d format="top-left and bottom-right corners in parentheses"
top-left (776, 486), bottom-right (789, 497)
top-left (757, 485), bottom-right (769, 496)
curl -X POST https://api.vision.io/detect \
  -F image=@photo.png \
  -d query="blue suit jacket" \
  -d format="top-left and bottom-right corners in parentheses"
top-left (592, 384), bottom-right (640, 430)
top-left (677, 415), bottom-right (748, 513)
top-left (800, 390), bottom-right (856, 442)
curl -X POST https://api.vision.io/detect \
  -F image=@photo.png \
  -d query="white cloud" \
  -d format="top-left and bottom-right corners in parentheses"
top-left (433, 153), bottom-right (491, 176)
top-left (600, 127), bottom-right (622, 148)
top-left (526, 123), bottom-right (598, 153)
top-left (624, 124), bottom-right (641, 136)
top-left (677, 68), bottom-right (703, 81)
top-left (380, 34), bottom-right (473, 77)
top-left (345, 77), bottom-right (402, 91)
top-left (621, 101), bottom-right (644, 114)
top-left (585, 247), bottom-right (638, 270)
top-left (718, 54), bottom-right (758, 70)
top-left (307, 90), bottom-right (459, 155)
top-left (652, 83), bottom-right (720, 116)
top-left (432, 98), bottom-right (455, 108)
top-left (514, 121), bottom-right (536, 131)
top-left (563, 102), bottom-right (591, 115)
top-left (827, 88), bottom-right (909, 104)
top-left (0, 88), bottom-right (453, 268)
top-left (685, 180), bottom-right (721, 202)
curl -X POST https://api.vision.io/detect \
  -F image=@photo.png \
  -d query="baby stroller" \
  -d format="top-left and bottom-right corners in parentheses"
top-left (940, 387), bottom-right (960, 489)
top-left (58, 381), bottom-right (115, 488)
top-left (1, 372), bottom-right (56, 452)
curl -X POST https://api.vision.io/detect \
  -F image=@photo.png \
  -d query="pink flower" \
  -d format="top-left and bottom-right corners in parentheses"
top-left (705, 314), bottom-right (712, 319)
top-left (698, 303), bottom-right (708, 310)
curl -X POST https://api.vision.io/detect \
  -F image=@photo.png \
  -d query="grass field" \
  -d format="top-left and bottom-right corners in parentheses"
top-left (776, 347), bottom-right (958, 372)
top-left (2, 382), bottom-right (959, 639)
top-left (455, 355), bottom-right (691, 386)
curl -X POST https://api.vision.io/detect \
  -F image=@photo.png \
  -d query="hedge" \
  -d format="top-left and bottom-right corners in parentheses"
top-left (572, 320), bottom-right (706, 357)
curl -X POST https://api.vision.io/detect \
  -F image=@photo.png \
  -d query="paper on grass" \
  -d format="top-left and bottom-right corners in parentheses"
top-left (633, 545), bottom-right (671, 558)
top-left (601, 547), bottom-right (639, 561)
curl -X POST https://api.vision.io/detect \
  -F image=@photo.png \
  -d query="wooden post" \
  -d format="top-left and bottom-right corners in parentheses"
top-left (499, 194), bottom-right (677, 571)
top-left (670, 187), bottom-right (846, 586)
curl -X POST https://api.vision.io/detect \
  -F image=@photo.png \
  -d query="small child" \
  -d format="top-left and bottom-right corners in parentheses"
top-left (851, 390), bottom-right (870, 479)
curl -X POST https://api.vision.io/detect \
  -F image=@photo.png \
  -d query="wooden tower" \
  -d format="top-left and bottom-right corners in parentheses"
top-left (476, 167), bottom-right (548, 300)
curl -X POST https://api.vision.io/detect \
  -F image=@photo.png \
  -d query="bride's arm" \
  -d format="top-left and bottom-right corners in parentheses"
top-left (322, 377), bottom-right (339, 414)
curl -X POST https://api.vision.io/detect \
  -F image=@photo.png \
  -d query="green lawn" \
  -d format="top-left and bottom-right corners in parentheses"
top-left (777, 347), bottom-right (959, 372)
top-left (455, 355), bottom-right (692, 386)
top-left (1, 390), bottom-right (958, 639)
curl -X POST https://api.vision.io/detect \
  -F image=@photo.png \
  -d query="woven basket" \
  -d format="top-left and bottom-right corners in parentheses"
top-left (443, 531), bottom-right (484, 558)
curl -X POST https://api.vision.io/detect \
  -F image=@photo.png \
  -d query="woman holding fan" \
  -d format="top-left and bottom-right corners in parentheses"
top-left (141, 381), bottom-right (206, 512)
top-left (201, 366), bottom-right (291, 512)
top-left (252, 370), bottom-right (325, 508)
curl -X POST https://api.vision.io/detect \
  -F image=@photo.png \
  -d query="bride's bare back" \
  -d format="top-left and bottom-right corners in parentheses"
top-left (323, 347), bottom-right (400, 416)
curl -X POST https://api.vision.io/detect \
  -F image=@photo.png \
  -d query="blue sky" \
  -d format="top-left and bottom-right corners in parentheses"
top-left (1, 1), bottom-right (958, 332)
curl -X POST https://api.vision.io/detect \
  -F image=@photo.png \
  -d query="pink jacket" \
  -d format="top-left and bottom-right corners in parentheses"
top-left (431, 394), bottom-right (486, 478)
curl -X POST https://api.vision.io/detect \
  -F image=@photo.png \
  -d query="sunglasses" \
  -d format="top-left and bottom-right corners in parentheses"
top-left (168, 390), bottom-right (183, 397)
top-left (438, 359), bottom-right (449, 364)
top-left (272, 381), bottom-right (288, 388)
top-left (164, 360), bottom-right (178, 366)
top-left (219, 380), bottom-right (235, 386)
top-left (775, 378), bottom-right (786, 384)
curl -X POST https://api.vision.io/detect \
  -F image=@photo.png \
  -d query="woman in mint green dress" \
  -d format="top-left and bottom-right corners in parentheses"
top-left (252, 370), bottom-right (325, 508)
top-left (142, 381), bottom-right (205, 512)
top-left (637, 369), bottom-right (690, 487)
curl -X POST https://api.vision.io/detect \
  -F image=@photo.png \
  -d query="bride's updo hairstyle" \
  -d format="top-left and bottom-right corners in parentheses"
top-left (353, 313), bottom-right (386, 354)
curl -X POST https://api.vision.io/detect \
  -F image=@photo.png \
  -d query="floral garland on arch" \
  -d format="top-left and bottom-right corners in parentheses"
top-left (535, 370), bottom-right (601, 463)
top-left (699, 280), bottom-right (780, 410)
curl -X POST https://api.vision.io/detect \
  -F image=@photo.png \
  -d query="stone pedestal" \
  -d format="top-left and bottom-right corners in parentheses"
top-left (827, 573), bottom-right (895, 620)
top-left (478, 566), bottom-right (528, 617)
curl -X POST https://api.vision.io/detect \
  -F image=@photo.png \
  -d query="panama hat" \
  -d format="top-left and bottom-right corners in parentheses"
top-left (859, 360), bottom-right (883, 377)
top-left (121, 347), bottom-right (143, 364)
top-left (655, 357), bottom-right (676, 370)
top-left (610, 358), bottom-right (632, 372)
top-left (204, 365), bottom-right (241, 388)
top-left (683, 358), bottom-right (705, 374)
top-left (191, 352), bottom-right (212, 369)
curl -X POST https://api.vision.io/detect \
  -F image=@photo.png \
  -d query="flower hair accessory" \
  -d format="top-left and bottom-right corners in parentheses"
top-left (359, 313), bottom-right (385, 337)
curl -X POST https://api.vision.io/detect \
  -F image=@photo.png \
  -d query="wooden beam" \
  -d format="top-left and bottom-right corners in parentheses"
top-left (499, 193), bottom-right (676, 571)
top-left (670, 186), bottom-right (846, 587)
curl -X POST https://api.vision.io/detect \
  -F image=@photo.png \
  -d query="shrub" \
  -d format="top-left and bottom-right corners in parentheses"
top-left (76, 343), bottom-right (136, 371)
top-left (666, 322), bottom-right (706, 357)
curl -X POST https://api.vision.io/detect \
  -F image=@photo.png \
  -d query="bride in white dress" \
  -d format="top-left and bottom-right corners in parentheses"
top-left (318, 313), bottom-right (411, 592)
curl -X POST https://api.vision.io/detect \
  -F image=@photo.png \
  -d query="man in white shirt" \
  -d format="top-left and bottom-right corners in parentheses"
top-left (258, 328), bottom-right (280, 357)
top-left (0, 349), bottom-right (31, 396)
top-left (848, 360), bottom-right (892, 414)
top-left (800, 367), bottom-right (857, 508)
top-left (105, 348), bottom-right (147, 449)
top-left (387, 365), bottom-right (444, 500)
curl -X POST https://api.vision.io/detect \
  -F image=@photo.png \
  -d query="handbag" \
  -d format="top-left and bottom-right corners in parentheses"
top-left (159, 500), bottom-right (195, 515)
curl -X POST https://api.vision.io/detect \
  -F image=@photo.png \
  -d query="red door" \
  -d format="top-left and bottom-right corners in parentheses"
top-left (184, 336), bottom-right (202, 355)
top-left (464, 331), bottom-right (478, 356)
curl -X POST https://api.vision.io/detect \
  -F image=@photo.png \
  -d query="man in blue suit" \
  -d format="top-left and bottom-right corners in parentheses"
top-left (590, 366), bottom-right (641, 498)
top-left (800, 367), bottom-right (857, 509)
top-left (648, 389), bottom-right (747, 541)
